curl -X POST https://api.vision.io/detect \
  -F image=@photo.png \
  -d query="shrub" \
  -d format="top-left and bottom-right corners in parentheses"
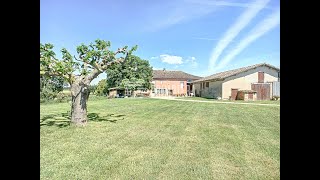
top-left (272, 96), bottom-right (280, 101)
top-left (96, 79), bottom-right (108, 96)
top-left (54, 92), bottom-right (71, 103)
top-left (40, 76), bottom-right (64, 100)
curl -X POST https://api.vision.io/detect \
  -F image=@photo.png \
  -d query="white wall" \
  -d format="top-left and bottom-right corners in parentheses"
top-left (221, 66), bottom-right (279, 99)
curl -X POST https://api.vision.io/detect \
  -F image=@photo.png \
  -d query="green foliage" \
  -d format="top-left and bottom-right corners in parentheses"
top-left (121, 77), bottom-right (145, 90)
top-left (40, 76), bottom-right (64, 101)
top-left (55, 92), bottom-right (71, 103)
top-left (40, 39), bottom-right (138, 85)
top-left (106, 55), bottom-right (153, 89)
top-left (89, 85), bottom-right (97, 95)
top-left (95, 79), bottom-right (108, 96)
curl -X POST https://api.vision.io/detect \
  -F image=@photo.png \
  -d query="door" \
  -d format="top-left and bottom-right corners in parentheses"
top-left (230, 89), bottom-right (238, 100)
top-left (251, 84), bottom-right (270, 100)
top-left (187, 85), bottom-right (190, 95)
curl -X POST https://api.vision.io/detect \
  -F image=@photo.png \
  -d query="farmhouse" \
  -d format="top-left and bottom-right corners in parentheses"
top-left (192, 63), bottom-right (280, 100)
top-left (152, 69), bottom-right (201, 96)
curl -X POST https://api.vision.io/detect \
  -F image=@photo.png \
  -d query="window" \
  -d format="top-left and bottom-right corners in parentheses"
top-left (180, 81), bottom-right (184, 89)
top-left (206, 82), bottom-right (209, 88)
top-left (157, 89), bottom-right (166, 94)
top-left (161, 81), bottom-right (163, 84)
top-left (203, 82), bottom-right (205, 89)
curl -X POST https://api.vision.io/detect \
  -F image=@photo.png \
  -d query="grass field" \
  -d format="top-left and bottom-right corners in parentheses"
top-left (40, 97), bottom-right (280, 179)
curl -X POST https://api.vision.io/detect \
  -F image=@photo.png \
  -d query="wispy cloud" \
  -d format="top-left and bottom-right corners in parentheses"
top-left (150, 56), bottom-right (158, 60)
top-left (215, 7), bottom-right (280, 70)
top-left (185, 56), bottom-right (198, 68)
top-left (146, 0), bottom-right (271, 32)
top-left (208, 0), bottom-right (271, 71)
top-left (187, 0), bottom-right (274, 9)
top-left (159, 54), bottom-right (183, 64)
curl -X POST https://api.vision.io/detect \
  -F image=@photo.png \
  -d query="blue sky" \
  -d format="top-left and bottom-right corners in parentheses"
top-left (41, 0), bottom-right (280, 85)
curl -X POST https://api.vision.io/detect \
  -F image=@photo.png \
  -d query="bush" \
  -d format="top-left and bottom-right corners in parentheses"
top-left (40, 76), bottom-right (64, 100)
top-left (96, 79), bottom-right (108, 96)
top-left (136, 92), bottom-right (150, 97)
top-left (272, 96), bottom-right (280, 101)
top-left (54, 92), bottom-right (71, 103)
top-left (89, 85), bottom-right (97, 95)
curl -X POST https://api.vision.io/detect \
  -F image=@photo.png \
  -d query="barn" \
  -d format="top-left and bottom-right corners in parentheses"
top-left (192, 63), bottom-right (280, 100)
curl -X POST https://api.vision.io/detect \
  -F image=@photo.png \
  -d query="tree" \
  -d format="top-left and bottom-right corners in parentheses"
top-left (88, 85), bottom-right (97, 95)
top-left (121, 77), bottom-right (145, 97)
top-left (40, 39), bottom-right (137, 126)
top-left (40, 76), bottom-right (64, 100)
top-left (106, 55), bottom-right (152, 90)
top-left (95, 79), bottom-right (108, 96)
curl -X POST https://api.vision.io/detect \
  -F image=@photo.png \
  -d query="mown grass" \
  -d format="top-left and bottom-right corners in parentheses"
top-left (40, 98), bottom-right (280, 179)
top-left (176, 96), bottom-right (280, 104)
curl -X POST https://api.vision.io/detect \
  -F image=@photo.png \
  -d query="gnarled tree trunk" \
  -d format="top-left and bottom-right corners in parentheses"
top-left (70, 70), bottom-right (100, 126)
top-left (70, 80), bottom-right (90, 126)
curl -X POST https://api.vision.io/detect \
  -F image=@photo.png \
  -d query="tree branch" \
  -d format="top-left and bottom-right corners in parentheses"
top-left (74, 55), bottom-right (96, 70)
top-left (91, 62), bottom-right (103, 72)
top-left (84, 69), bottom-right (101, 84)
top-left (104, 57), bottom-right (125, 68)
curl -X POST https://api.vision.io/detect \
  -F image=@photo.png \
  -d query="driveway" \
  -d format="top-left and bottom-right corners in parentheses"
top-left (151, 97), bottom-right (280, 107)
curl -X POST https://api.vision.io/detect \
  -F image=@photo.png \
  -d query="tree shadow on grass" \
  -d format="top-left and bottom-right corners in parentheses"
top-left (87, 113), bottom-right (125, 123)
top-left (40, 112), bottom-right (125, 128)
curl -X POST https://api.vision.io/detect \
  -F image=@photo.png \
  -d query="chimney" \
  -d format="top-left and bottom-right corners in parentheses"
top-left (258, 71), bottom-right (264, 83)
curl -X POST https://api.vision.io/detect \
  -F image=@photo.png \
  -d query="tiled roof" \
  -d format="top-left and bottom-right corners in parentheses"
top-left (153, 70), bottom-right (202, 80)
top-left (193, 63), bottom-right (280, 83)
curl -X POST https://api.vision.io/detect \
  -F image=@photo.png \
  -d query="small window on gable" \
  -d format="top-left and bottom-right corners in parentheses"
top-left (258, 71), bottom-right (264, 83)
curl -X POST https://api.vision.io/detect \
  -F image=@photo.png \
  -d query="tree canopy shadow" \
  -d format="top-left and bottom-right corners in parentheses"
top-left (40, 112), bottom-right (125, 128)
top-left (87, 113), bottom-right (125, 123)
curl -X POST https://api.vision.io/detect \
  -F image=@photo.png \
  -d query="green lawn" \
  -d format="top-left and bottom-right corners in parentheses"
top-left (62, 89), bottom-right (71, 94)
top-left (40, 97), bottom-right (280, 179)
top-left (176, 96), bottom-right (280, 104)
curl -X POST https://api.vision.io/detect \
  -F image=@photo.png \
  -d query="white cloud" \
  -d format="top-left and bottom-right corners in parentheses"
top-left (159, 54), bottom-right (183, 64)
top-left (208, 0), bottom-right (271, 71)
top-left (150, 56), bottom-right (158, 60)
top-left (152, 67), bottom-right (164, 70)
top-left (215, 7), bottom-right (280, 70)
top-left (185, 56), bottom-right (198, 68)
